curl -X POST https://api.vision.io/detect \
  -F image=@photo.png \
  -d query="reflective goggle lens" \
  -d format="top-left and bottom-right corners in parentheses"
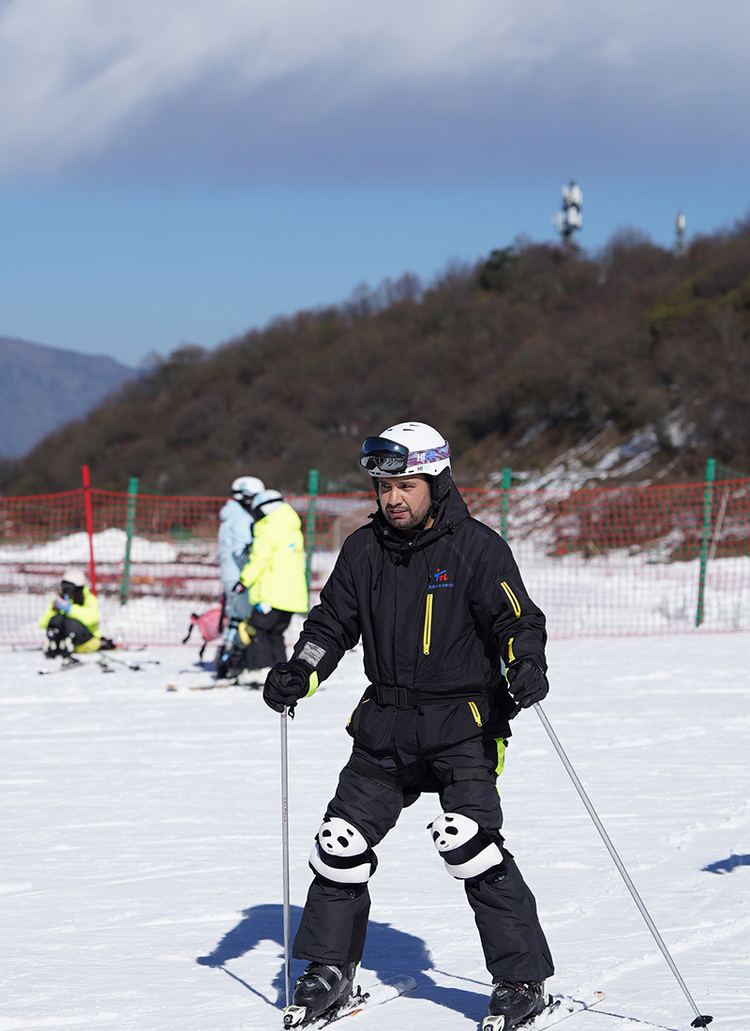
top-left (359, 437), bottom-right (410, 473)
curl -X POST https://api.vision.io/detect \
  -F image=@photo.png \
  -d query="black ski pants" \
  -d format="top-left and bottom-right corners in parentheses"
top-left (293, 738), bottom-right (554, 983)
top-left (45, 614), bottom-right (93, 649)
top-left (244, 607), bottom-right (292, 670)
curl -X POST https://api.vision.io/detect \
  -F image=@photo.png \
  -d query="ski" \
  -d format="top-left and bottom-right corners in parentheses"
top-left (38, 654), bottom-right (121, 675)
top-left (38, 657), bottom-right (84, 675)
top-left (482, 991), bottom-right (605, 1031)
top-left (282, 975), bottom-right (416, 1028)
top-left (39, 655), bottom-right (119, 675)
top-left (166, 679), bottom-right (238, 691)
top-left (102, 653), bottom-right (160, 671)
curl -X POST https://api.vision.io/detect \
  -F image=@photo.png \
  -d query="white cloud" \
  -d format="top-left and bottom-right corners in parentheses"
top-left (0, 0), bottom-right (748, 178)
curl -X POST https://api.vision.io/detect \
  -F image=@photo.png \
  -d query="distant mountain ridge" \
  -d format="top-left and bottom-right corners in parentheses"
top-left (0, 336), bottom-right (136, 458)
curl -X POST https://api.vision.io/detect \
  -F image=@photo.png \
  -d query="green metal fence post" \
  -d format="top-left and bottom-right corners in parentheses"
top-left (306, 469), bottom-right (319, 589)
top-left (120, 477), bottom-right (139, 606)
top-left (695, 458), bottom-right (716, 626)
top-left (499, 467), bottom-right (512, 539)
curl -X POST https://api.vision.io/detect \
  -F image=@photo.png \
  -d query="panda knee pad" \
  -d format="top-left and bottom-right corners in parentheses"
top-left (428, 812), bottom-right (504, 880)
top-left (309, 816), bottom-right (377, 886)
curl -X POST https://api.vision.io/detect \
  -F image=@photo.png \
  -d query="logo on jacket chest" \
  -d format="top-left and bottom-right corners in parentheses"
top-left (429, 567), bottom-right (454, 589)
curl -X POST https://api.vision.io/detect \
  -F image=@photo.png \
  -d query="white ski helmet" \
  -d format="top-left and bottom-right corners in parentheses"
top-left (61, 567), bottom-right (88, 588)
top-left (249, 489), bottom-right (284, 520)
top-left (231, 476), bottom-right (265, 504)
top-left (360, 421), bottom-right (452, 500)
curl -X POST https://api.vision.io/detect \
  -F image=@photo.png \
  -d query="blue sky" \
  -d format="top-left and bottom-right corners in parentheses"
top-left (0, 0), bottom-right (748, 368)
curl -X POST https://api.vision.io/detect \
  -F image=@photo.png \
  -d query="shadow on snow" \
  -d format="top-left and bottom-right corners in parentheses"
top-left (703, 854), bottom-right (750, 874)
top-left (197, 901), bottom-right (488, 1021)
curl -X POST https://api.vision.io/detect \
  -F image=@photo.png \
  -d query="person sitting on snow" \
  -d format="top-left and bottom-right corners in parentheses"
top-left (38, 568), bottom-right (112, 659)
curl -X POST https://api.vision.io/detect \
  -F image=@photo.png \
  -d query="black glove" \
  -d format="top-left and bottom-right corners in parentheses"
top-left (232, 581), bottom-right (246, 594)
top-left (506, 658), bottom-right (549, 708)
top-left (263, 660), bottom-right (313, 713)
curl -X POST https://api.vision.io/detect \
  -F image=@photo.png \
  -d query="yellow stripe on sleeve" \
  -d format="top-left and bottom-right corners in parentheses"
top-left (500, 581), bottom-right (522, 617)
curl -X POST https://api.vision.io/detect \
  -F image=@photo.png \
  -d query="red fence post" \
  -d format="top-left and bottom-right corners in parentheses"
top-left (81, 465), bottom-right (98, 595)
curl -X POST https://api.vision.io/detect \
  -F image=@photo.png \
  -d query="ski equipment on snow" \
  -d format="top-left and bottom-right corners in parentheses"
top-left (281, 706), bottom-right (292, 1007)
top-left (282, 974), bottom-right (415, 1028)
top-left (284, 962), bottom-right (355, 1027)
top-left (38, 656), bottom-right (82, 674)
top-left (533, 702), bottom-right (713, 1028)
top-left (486, 980), bottom-right (546, 1027)
top-left (482, 990), bottom-right (605, 1031)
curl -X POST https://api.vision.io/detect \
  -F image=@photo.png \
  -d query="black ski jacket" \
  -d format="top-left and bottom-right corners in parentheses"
top-left (292, 485), bottom-right (547, 757)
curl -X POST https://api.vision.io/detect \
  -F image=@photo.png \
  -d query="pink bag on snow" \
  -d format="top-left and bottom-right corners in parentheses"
top-left (183, 605), bottom-right (224, 658)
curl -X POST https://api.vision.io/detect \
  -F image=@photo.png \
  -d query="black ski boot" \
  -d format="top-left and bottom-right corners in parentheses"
top-left (214, 641), bottom-right (244, 681)
top-left (484, 980), bottom-right (546, 1029)
top-left (45, 628), bottom-right (62, 658)
top-left (58, 636), bottom-right (74, 658)
top-left (46, 634), bottom-right (74, 660)
top-left (288, 962), bottom-right (356, 1024)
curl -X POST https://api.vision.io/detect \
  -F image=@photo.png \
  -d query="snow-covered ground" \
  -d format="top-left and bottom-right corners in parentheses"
top-left (2, 633), bottom-right (748, 1031)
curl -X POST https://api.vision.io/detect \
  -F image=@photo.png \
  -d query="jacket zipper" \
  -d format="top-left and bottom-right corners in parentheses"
top-left (422, 593), bottom-right (433, 655)
top-left (468, 701), bottom-right (483, 727)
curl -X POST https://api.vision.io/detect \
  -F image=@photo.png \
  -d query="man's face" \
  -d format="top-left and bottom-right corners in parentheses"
top-left (378, 475), bottom-right (433, 534)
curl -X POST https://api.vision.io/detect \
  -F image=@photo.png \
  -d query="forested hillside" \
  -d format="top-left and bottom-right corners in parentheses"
top-left (4, 221), bottom-right (750, 497)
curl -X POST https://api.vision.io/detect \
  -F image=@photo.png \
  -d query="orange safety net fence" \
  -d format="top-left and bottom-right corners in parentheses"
top-left (2, 479), bottom-right (749, 647)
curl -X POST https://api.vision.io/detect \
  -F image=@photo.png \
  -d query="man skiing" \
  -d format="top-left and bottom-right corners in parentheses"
top-left (263, 422), bottom-right (554, 1028)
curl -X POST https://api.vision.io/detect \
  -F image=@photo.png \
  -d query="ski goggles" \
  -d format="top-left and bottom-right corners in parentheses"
top-left (359, 437), bottom-right (451, 474)
top-left (359, 437), bottom-right (410, 473)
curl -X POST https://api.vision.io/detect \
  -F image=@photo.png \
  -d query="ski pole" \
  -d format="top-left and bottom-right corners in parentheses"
top-left (533, 702), bottom-right (712, 1029)
top-left (280, 706), bottom-right (292, 1008)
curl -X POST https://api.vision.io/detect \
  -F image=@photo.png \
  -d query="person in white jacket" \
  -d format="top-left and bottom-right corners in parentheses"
top-left (215, 476), bottom-right (265, 678)
top-left (217, 476), bottom-right (265, 599)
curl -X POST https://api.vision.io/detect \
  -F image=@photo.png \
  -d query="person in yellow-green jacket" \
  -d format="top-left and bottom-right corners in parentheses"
top-left (39, 567), bottom-right (108, 660)
top-left (234, 490), bottom-right (308, 685)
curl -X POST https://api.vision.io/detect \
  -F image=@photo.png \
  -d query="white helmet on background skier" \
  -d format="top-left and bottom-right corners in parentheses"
top-left (61, 567), bottom-right (88, 589)
top-left (359, 421), bottom-right (452, 501)
top-left (249, 489), bottom-right (285, 520)
top-left (231, 476), bottom-right (265, 509)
